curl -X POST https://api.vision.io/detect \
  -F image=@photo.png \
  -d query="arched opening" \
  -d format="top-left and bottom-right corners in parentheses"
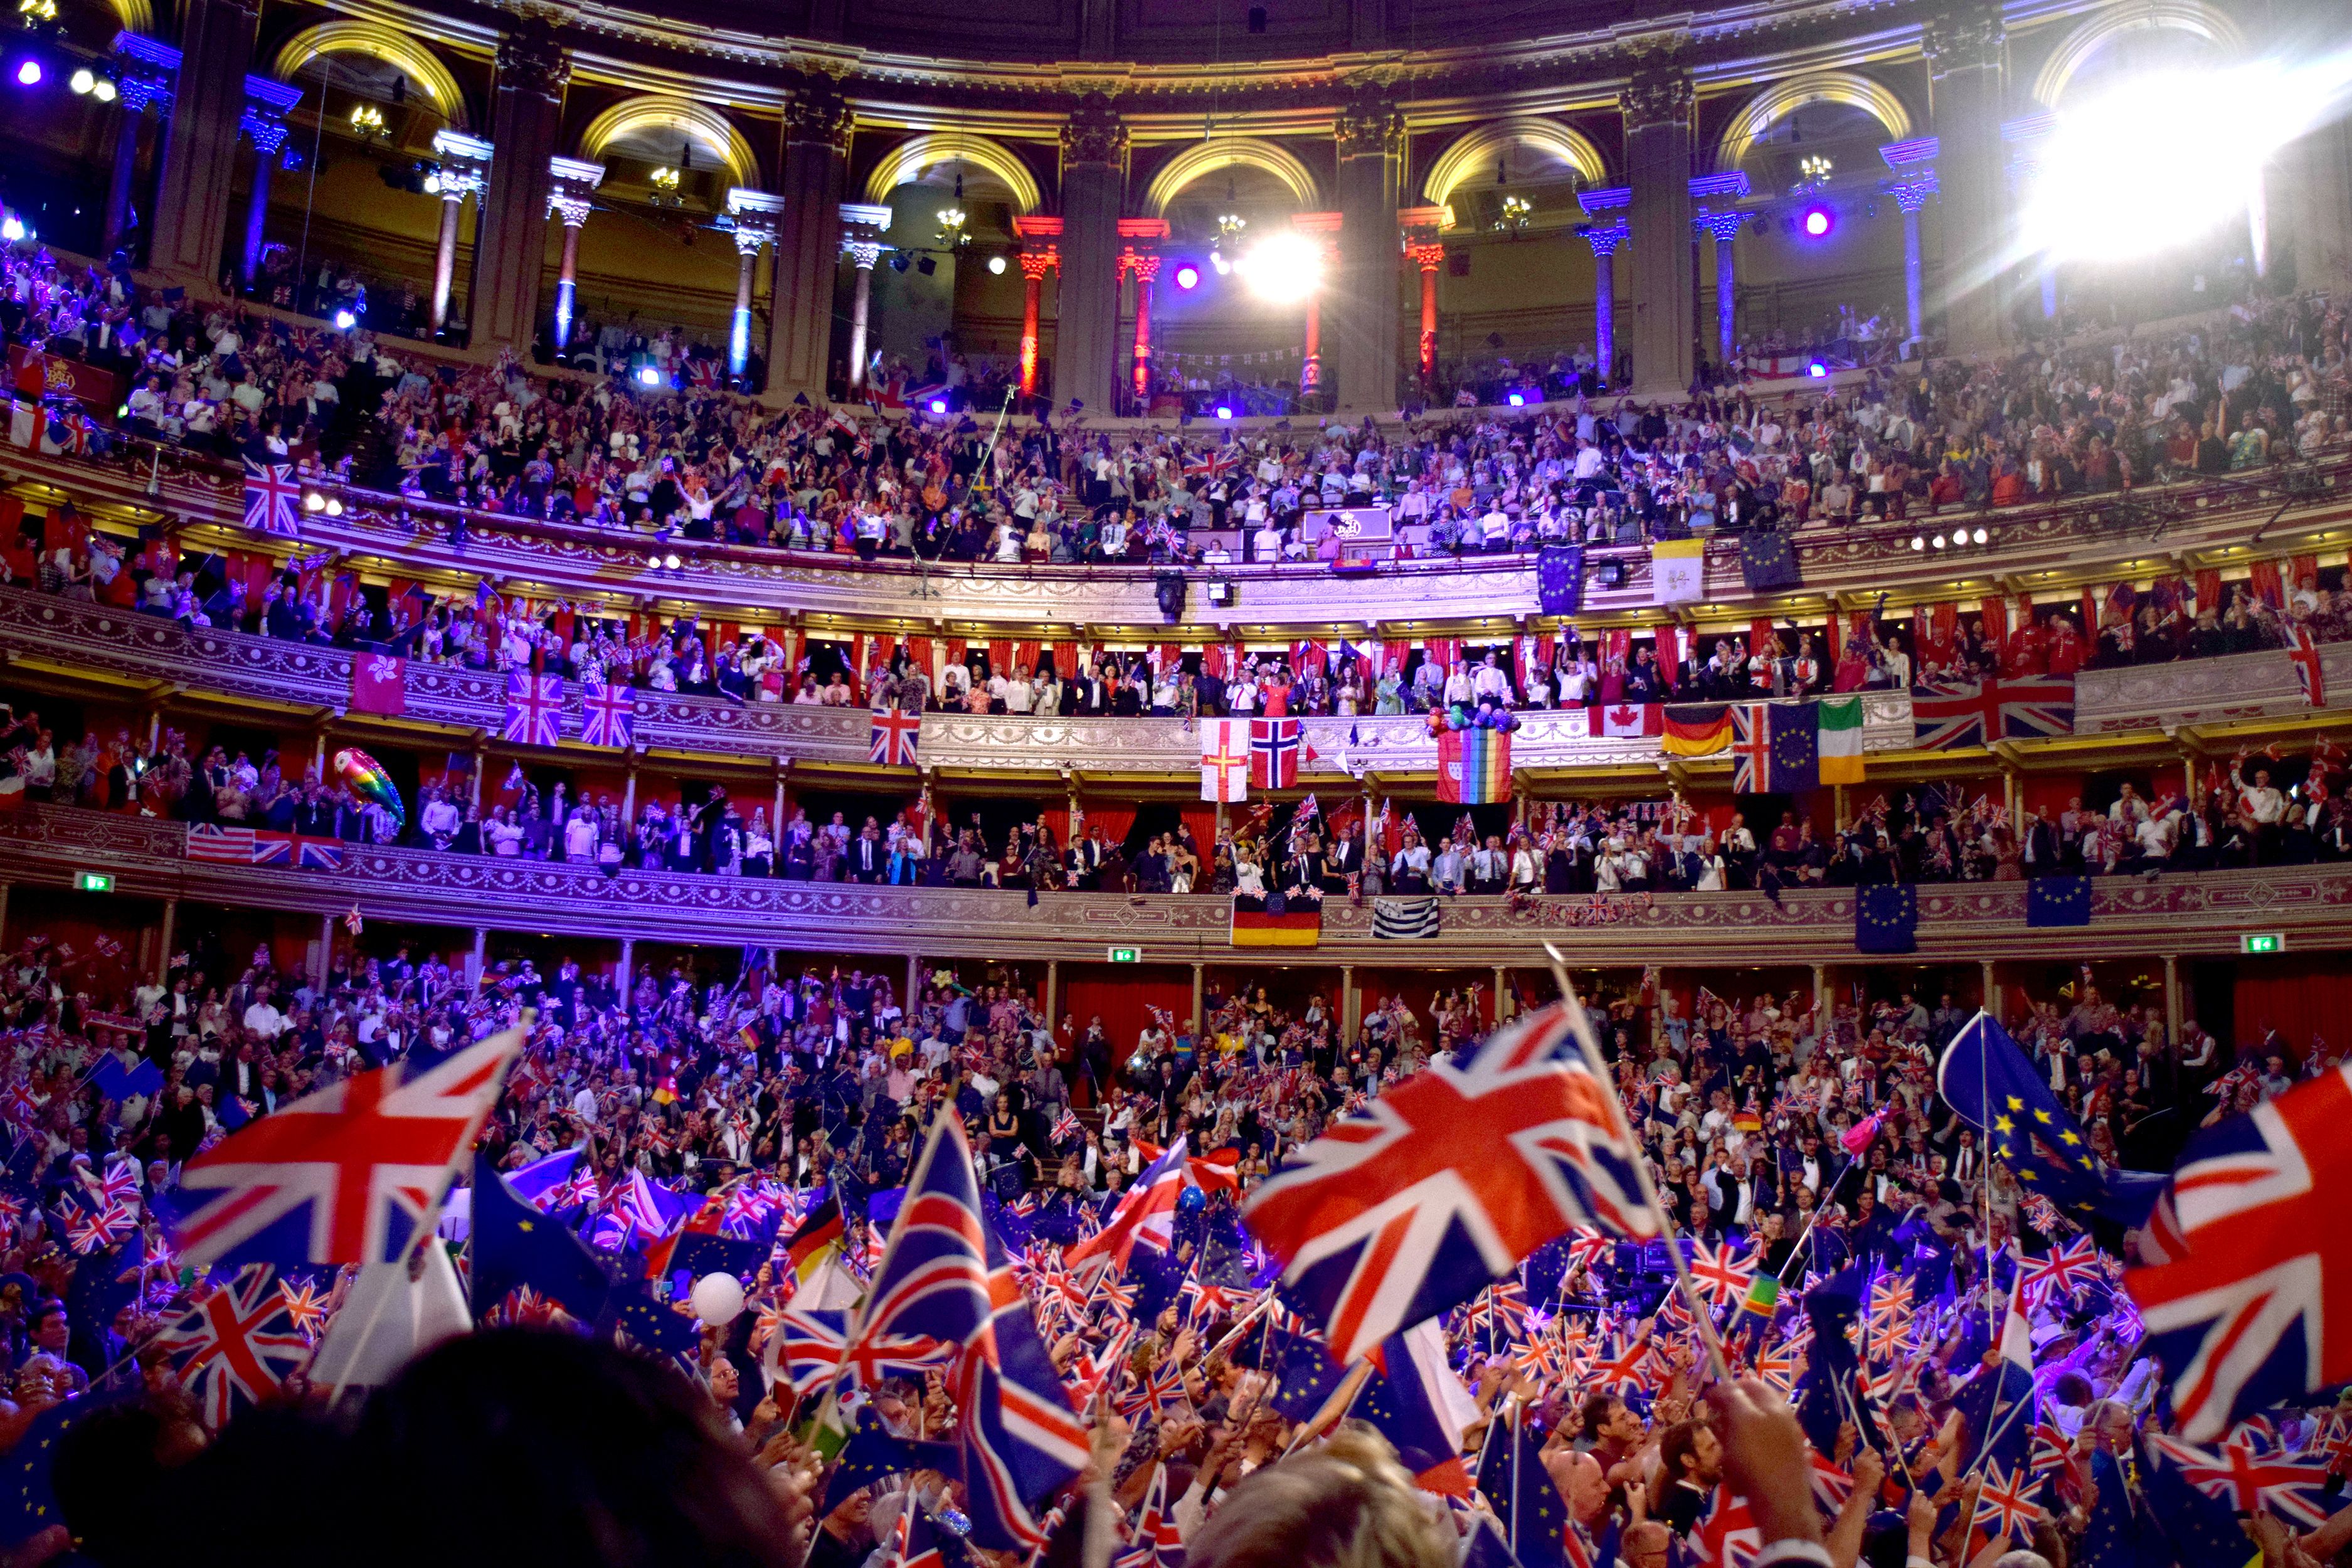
top-left (2029, 1), bottom-right (2243, 109)
top-left (856, 142), bottom-right (1046, 405)
top-left (1142, 137), bottom-right (1323, 218)
top-left (1421, 119), bottom-right (1606, 228)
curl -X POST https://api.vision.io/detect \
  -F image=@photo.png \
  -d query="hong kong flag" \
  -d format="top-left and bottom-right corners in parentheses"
top-left (349, 652), bottom-right (408, 718)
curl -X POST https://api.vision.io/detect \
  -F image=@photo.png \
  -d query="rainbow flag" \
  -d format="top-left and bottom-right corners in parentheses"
top-left (1436, 728), bottom-right (1511, 804)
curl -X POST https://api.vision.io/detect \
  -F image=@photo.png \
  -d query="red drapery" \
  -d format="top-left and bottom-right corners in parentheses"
top-left (2233, 960), bottom-right (2352, 1063)
top-left (1081, 804), bottom-right (1138, 848)
top-left (1064, 967), bottom-right (1193, 1051)
top-left (1180, 807), bottom-right (1219, 849)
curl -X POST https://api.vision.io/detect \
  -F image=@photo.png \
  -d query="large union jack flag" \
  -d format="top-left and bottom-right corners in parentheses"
top-left (2146, 1431), bottom-right (2342, 1528)
top-left (870, 707), bottom-right (921, 768)
top-left (503, 670), bottom-right (564, 748)
top-left (156, 1263), bottom-right (314, 1429)
top-left (578, 679), bottom-right (637, 748)
top-left (1910, 675), bottom-right (2075, 750)
top-left (2125, 1062), bottom-right (2352, 1441)
top-left (1241, 1002), bottom-right (1656, 1365)
top-left (241, 459), bottom-right (302, 538)
top-left (849, 1113), bottom-right (1088, 1550)
top-left (164, 1030), bottom-right (520, 1269)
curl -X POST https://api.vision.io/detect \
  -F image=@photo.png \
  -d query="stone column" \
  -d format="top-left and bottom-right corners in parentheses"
top-left (726, 189), bottom-right (784, 381)
top-left (1190, 961), bottom-right (1206, 1035)
top-left (1330, 90), bottom-right (1404, 415)
top-left (154, 896), bottom-right (175, 983)
top-left (839, 208), bottom-right (890, 392)
top-left (616, 936), bottom-right (633, 995)
top-left (2161, 955), bottom-right (2180, 1047)
top-left (236, 79), bottom-right (297, 288)
top-left (1582, 224), bottom-right (1627, 386)
top-left (1291, 212), bottom-right (1343, 402)
top-left (428, 130), bottom-right (493, 334)
top-left (1057, 93), bottom-right (1129, 418)
top-left (1697, 211), bottom-right (1745, 366)
top-left (1117, 218), bottom-right (1170, 408)
top-left (906, 953), bottom-right (921, 1009)
top-left (1044, 958), bottom-right (1060, 1030)
top-left (147, 0), bottom-right (259, 294)
top-left (1922, 6), bottom-right (2008, 356)
top-left (1012, 215), bottom-right (1063, 399)
top-left (1493, 966), bottom-right (1512, 1022)
top-left (314, 913), bottom-right (335, 992)
top-left (1623, 70), bottom-right (1697, 398)
top-left (547, 157), bottom-right (602, 349)
top-left (106, 37), bottom-right (178, 259)
top-left (766, 80), bottom-right (852, 403)
top-left (1409, 243), bottom-right (1442, 384)
top-left (1811, 961), bottom-right (1828, 1019)
top-left (1340, 965), bottom-right (1357, 1040)
top-left (469, 926), bottom-right (488, 993)
top-left (1889, 174), bottom-right (1937, 344)
top-left (472, 24), bottom-right (568, 351)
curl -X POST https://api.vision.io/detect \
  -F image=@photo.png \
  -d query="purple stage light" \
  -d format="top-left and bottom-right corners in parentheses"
top-left (15, 60), bottom-right (42, 87)
top-left (1173, 263), bottom-right (1200, 290)
top-left (929, 398), bottom-right (948, 414)
top-left (1802, 206), bottom-right (1833, 238)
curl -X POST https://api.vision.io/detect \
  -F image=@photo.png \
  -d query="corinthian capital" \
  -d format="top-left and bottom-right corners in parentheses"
top-left (1920, 7), bottom-right (2005, 75)
top-left (1621, 68), bottom-right (1693, 131)
top-left (1061, 92), bottom-right (1129, 176)
top-left (1335, 90), bottom-right (1404, 162)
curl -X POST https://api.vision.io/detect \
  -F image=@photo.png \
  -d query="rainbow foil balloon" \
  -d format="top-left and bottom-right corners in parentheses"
top-left (333, 748), bottom-right (405, 831)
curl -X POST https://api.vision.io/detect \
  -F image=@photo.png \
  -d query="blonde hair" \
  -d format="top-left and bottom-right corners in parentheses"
top-left (1187, 1428), bottom-right (1455, 1568)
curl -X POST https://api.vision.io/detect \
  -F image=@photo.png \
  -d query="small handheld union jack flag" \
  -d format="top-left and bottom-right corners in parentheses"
top-left (156, 1263), bottom-right (314, 1429)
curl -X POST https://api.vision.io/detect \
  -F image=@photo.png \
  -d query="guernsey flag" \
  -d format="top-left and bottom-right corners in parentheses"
top-left (1817, 694), bottom-right (1866, 783)
top-left (1662, 703), bottom-right (1732, 757)
top-left (1436, 728), bottom-right (1510, 804)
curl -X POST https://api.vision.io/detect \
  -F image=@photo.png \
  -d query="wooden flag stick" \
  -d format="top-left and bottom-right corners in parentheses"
top-left (1542, 942), bottom-right (1734, 1387)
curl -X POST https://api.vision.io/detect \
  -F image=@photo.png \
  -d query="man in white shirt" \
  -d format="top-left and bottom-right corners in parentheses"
top-left (241, 996), bottom-right (285, 1040)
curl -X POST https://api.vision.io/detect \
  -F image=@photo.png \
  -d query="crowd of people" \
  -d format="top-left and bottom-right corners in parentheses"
top-left (0, 884), bottom-right (2331, 1567)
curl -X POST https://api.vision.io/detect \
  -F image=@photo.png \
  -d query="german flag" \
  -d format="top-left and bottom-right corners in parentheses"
top-left (1231, 895), bottom-right (1322, 948)
top-left (783, 1190), bottom-right (845, 1283)
top-left (1661, 702), bottom-right (1733, 756)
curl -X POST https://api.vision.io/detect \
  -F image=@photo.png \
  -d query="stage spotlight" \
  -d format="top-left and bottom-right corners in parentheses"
top-left (1931, 533), bottom-right (1946, 549)
top-left (1910, 534), bottom-right (1926, 551)
top-left (1210, 252), bottom-right (1231, 275)
top-left (1807, 361), bottom-right (1827, 378)
top-left (1973, 526), bottom-right (1989, 545)
top-left (1507, 392), bottom-right (1525, 407)
top-left (1235, 231), bottom-right (1323, 304)
top-left (928, 398), bottom-right (948, 415)
top-left (2024, 61), bottom-right (2352, 264)
top-left (15, 59), bottom-right (41, 87)
top-left (68, 66), bottom-right (91, 93)
top-left (636, 365), bottom-right (661, 386)
top-left (303, 490), bottom-right (326, 513)
top-left (332, 309), bottom-right (356, 329)
top-left (1801, 206), bottom-right (1833, 238)
top-left (1214, 404), bottom-right (1234, 421)
top-left (988, 254), bottom-right (1006, 275)
top-left (91, 76), bottom-right (113, 101)
top-left (0, 216), bottom-right (22, 241)
top-left (1174, 262), bottom-right (1200, 290)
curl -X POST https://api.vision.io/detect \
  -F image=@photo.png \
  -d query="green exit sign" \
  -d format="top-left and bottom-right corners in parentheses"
top-left (2242, 933), bottom-right (2286, 955)
top-left (74, 871), bottom-right (114, 893)
top-left (1106, 946), bottom-right (1143, 964)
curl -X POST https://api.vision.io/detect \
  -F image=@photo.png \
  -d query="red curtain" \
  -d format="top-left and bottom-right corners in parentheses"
top-left (1084, 805), bottom-right (1138, 847)
top-left (2233, 960), bottom-right (2352, 1064)
top-left (1064, 967), bottom-right (1192, 1050)
top-left (1180, 807), bottom-right (1219, 849)
top-left (1043, 808), bottom-right (1071, 845)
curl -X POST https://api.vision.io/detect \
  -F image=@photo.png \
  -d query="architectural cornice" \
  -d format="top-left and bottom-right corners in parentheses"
top-left (8, 804), bottom-right (2350, 965)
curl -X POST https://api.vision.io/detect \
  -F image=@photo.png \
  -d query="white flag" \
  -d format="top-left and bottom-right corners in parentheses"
top-left (1200, 718), bottom-right (1249, 803)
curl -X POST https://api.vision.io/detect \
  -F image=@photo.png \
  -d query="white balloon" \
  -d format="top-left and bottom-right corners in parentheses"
top-left (690, 1271), bottom-right (746, 1326)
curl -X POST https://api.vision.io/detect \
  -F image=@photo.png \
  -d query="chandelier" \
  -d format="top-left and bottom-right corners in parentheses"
top-left (1494, 193), bottom-right (1532, 231)
top-left (349, 102), bottom-right (386, 136)
top-left (1795, 154), bottom-right (1835, 193)
top-left (936, 206), bottom-right (969, 247)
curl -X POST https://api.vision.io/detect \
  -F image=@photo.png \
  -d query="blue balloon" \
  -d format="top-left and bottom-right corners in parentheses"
top-left (1446, 710), bottom-right (1466, 731)
top-left (1177, 1185), bottom-right (1207, 1219)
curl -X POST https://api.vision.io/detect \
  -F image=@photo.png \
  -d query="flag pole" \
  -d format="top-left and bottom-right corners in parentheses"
top-left (1543, 944), bottom-right (1733, 1385)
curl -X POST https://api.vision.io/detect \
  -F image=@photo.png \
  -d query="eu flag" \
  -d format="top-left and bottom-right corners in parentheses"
top-left (469, 1154), bottom-right (614, 1324)
top-left (1739, 529), bottom-right (1801, 591)
top-left (1936, 1013), bottom-right (2166, 1226)
top-left (1475, 1411), bottom-right (1573, 1568)
top-left (1537, 545), bottom-right (1585, 615)
top-left (1768, 700), bottom-right (1819, 792)
top-left (2026, 874), bottom-right (2092, 928)
top-left (1855, 884), bottom-right (1917, 953)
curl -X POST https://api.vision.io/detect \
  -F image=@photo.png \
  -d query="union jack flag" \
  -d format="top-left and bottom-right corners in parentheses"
top-left (870, 706), bottom-right (921, 768)
top-left (1066, 1319), bottom-right (1136, 1407)
top-left (1115, 1357), bottom-right (1185, 1419)
top-left (1586, 1331), bottom-right (1655, 1398)
top-left (503, 670), bottom-right (564, 748)
top-left (1249, 718), bottom-right (1303, 790)
top-left (66, 1200), bottom-right (135, 1254)
top-left (2126, 1062), bottom-right (2352, 1440)
top-left (1696, 1486), bottom-right (1761, 1568)
top-left (2289, 625), bottom-right (2328, 708)
top-left (241, 459), bottom-right (302, 537)
top-left (277, 1276), bottom-right (331, 1339)
top-left (2145, 1428), bottom-right (2344, 1528)
top-left (1684, 1237), bottom-right (1757, 1310)
top-left (578, 679), bottom-right (637, 748)
top-left (1067, 1138), bottom-right (1190, 1279)
top-left (165, 1029), bottom-right (520, 1268)
top-left (1182, 447), bottom-right (1239, 480)
top-left (1970, 1457), bottom-right (2045, 1545)
top-left (1179, 1273), bottom-right (1243, 1325)
top-left (767, 1306), bottom-right (850, 1397)
top-left (1113, 1466), bottom-right (1186, 1568)
top-left (2020, 1234), bottom-right (2102, 1303)
top-left (1910, 675), bottom-right (2075, 750)
top-left (1242, 1002), bottom-right (1656, 1365)
top-left (849, 1114), bottom-right (1089, 1550)
top-left (156, 1263), bottom-right (314, 1429)
top-left (1051, 1107), bottom-right (1080, 1147)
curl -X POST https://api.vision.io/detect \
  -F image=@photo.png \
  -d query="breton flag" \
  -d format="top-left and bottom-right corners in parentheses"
top-left (502, 670), bottom-right (564, 748)
top-left (164, 1028), bottom-right (522, 1269)
top-left (578, 679), bottom-right (637, 748)
top-left (1372, 898), bottom-right (1443, 940)
top-left (1200, 718), bottom-right (1250, 802)
top-left (870, 706), bottom-right (921, 768)
top-left (241, 459), bottom-right (302, 538)
top-left (1242, 1002), bottom-right (1658, 1364)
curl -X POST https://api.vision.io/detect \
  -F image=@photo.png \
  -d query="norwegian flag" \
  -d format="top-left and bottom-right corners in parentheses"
top-left (849, 1115), bottom-right (1089, 1550)
top-left (578, 679), bottom-right (637, 748)
top-left (1684, 1237), bottom-right (1758, 1310)
top-left (1243, 1002), bottom-right (1656, 1365)
top-left (164, 1028), bottom-right (521, 1269)
top-left (503, 670), bottom-right (564, 748)
top-left (870, 706), bottom-right (921, 768)
top-left (156, 1263), bottom-right (314, 1429)
top-left (1910, 675), bottom-right (2075, 750)
top-left (2289, 625), bottom-right (2328, 708)
top-left (241, 459), bottom-right (303, 538)
top-left (1249, 718), bottom-right (1303, 790)
top-left (2126, 1062), bottom-right (2352, 1440)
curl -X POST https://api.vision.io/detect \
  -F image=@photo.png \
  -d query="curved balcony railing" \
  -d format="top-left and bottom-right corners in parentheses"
top-left (11, 440), bottom-right (2352, 635)
top-left (7, 586), bottom-right (2348, 775)
top-left (8, 803), bottom-right (2351, 966)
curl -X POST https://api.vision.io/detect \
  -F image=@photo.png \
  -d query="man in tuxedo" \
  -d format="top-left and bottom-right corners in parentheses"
top-left (848, 824), bottom-right (887, 883)
top-left (1322, 824), bottom-right (1361, 894)
top-left (1066, 831), bottom-right (1105, 890)
top-left (2020, 807), bottom-right (2058, 876)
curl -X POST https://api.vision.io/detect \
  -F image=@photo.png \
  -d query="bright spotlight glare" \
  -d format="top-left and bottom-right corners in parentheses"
top-left (1801, 208), bottom-right (1831, 238)
top-left (1173, 263), bottom-right (1200, 290)
top-left (1807, 361), bottom-right (1827, 378)
top-left (636, 366), bottom-right (661, 386)
top-left (1214, 405), bottom-right (1234, 420)
top-left (333, 309), bottom-right (356, 329)
top-left (987, 255), bottom-right (1007, 275)
top-left (1507, 393), bottom-right (1525, 407)
top-left (928, 398), bottom-right (948, 415)
top-left (69, 67), bottom-right (93, 94)
top-left (1234, 231), bottom-right (1323, 304)
top-left (2025, 61), bottom-right (2351, 263)
top-left (0, 218), bottom-right (21, 241)
top-left (91, 77), bottom-right (114, 102)
top-left (1210, 252), bottom-right (1231, 275)
top-left (15, 60), bottom-right (41, 87)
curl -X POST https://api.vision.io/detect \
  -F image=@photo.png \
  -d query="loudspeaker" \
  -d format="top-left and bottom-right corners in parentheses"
top-left (1154, 570), bottom-right (1187, 623)
top-left (1247, 4), bottom-right (1266, 29)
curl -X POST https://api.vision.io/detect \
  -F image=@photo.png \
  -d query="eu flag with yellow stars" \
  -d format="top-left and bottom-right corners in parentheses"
top-left (1936, 1012), bottom-right (2166, 1226)
top-left (1767, 700), bottom-right (1819, 793)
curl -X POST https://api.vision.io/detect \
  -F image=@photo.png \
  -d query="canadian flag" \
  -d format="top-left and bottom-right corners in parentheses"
top-left (1590, 702), bottom-right (1663, 738)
